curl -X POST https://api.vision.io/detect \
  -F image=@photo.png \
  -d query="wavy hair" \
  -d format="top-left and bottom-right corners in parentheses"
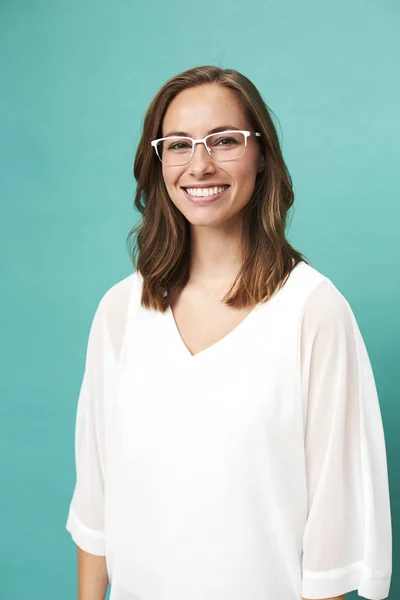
top-left (127, 65), bottom-right (311, 311)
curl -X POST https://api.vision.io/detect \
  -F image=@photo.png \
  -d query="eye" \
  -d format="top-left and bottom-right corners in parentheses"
top-left (168, 141), bottom-right (191, 151)
top-left (214, 137), bottom-right (238, 146)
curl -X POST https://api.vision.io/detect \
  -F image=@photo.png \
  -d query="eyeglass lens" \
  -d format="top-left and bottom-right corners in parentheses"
top-left (156, 131), bottom-right (246, 166)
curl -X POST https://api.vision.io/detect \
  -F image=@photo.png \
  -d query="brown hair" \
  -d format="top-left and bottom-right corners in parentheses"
top-left (127, 65), bottom-right (311, 311)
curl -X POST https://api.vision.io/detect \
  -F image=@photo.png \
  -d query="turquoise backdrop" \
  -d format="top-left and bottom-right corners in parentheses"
top-left (1, 0), bottom-right (398, 598)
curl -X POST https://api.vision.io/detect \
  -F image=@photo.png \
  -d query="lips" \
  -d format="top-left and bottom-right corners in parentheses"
top-left (181, 185), bottom-right (231, 199)
top-left (182, 185), bottom-right (230, 205)
top-left (181, 185), bottom-right (230, 191)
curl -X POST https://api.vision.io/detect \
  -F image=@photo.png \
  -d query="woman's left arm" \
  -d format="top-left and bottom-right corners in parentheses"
top-left (299, 280), bottom-right (392, 600)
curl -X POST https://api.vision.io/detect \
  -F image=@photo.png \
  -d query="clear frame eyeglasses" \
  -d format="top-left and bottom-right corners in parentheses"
top-left (151, 129), bottom-right (261, 166)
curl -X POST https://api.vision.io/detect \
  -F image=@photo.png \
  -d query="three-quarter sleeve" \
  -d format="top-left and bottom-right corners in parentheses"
top-left (299, 280), bottom-right (392, 600)
top-left (65, 298), bottom-right (107, 556)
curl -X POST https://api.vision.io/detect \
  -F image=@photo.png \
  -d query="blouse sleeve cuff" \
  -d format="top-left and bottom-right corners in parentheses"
top-left (65, 508), bottom-right (106, 556)
top-left (301, 561), bottom-right (391, 600)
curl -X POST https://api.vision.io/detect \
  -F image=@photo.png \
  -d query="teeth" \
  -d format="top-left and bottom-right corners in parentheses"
top-left (185, 185), bottom-right (228, 197)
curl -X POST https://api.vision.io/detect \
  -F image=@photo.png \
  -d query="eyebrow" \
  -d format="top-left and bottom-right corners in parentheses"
top-left (163, 125), bottom-right (241, 138)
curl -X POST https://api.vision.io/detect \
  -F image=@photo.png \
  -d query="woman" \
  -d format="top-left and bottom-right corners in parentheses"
top-left (66, 65), bottom-right (392, 600)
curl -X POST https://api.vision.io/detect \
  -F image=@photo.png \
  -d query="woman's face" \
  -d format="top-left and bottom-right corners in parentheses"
top-left (160, 84), bottom-right (264, 228)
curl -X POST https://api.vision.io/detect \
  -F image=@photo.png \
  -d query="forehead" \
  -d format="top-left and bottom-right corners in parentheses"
top-left (161, 84), bottom-right (250, 137)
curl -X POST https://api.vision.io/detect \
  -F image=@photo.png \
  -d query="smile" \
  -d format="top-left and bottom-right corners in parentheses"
top-left (184, 185), bottom-right (229, 197)
top-left (182, 185), bottom-right (230, 205)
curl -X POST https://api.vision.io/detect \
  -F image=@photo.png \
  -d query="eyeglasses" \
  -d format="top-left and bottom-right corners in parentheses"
top-left (151, 130), bottom-right (261, 166)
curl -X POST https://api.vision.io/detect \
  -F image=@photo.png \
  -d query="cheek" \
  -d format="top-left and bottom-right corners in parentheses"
top-left (232, 160), bottom-right (258, 187)
top-left (230, 159), bottom-right (260, 205)
top-left (162, 166), bottom-right (181, 191)
top-left (161, 164), bottom-right (169, 185)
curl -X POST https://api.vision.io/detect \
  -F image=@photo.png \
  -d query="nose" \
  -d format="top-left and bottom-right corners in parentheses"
top-left (187, 141), bottom-right (215, 175)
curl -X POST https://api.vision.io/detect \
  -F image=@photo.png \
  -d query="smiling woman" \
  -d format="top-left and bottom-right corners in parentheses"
top-left (129, 66), bottom-right (304, 311)
top-left (65, 65), bottom-right (392, 600)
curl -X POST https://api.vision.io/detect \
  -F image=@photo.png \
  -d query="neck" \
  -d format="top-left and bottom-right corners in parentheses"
top-left (188, 221), bottom-right (243, 289)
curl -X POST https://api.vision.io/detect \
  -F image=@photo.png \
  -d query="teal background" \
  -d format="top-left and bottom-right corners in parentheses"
top-left (1, 0), bottom-right (398, 598)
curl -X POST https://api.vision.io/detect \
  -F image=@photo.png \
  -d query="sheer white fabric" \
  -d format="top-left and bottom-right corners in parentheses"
top-left (65, 275), bottom-right (131, 556)
top-left (66, 263), bottom-right (392, 600)
top-left (300, 280), bottom-right (392, 598)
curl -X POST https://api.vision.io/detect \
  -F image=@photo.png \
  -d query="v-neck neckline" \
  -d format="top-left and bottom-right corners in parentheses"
top-left (164, 301), bottom-right (263, 365)
top-left (143, 260), bottom-right (303, 368)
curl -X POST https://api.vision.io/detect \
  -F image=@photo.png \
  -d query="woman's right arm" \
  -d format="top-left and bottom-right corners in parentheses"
top-left (66, 277), bottom-right (132, 598)
top-left (66, 296), bottom-right (109, 596)
top-left (77, 548), bottom-right (109, 600)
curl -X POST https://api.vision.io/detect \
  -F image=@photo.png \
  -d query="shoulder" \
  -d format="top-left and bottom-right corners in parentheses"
top-left (98, 271), bottom-right (140, 319)
top-left (92, 271), bottom-right (141, 359)
top-left (299, 268), bottom-right (356, 343)
top-left (298, 271), bottom-right (364, 388)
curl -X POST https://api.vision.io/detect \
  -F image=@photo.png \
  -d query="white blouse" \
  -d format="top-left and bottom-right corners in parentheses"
top-left (66, 260), bottom-right (392, 600)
